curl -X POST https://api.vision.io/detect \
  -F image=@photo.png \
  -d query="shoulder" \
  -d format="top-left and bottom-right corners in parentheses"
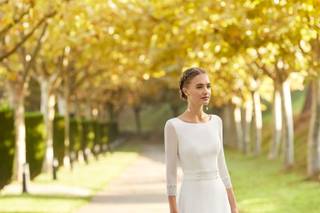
top-left (212, 114), bottom-right (222, 123)
top-left (164, 118), bottom-right (179, 137)
top-left (164, 117), bottom-right (178, 129)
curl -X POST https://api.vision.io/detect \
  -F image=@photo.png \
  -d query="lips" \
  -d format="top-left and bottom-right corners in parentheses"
top-left (201, 97), bottom-right (209, 100)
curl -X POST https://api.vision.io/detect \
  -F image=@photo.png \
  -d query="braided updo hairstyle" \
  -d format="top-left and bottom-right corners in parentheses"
top-left (179, 67), bottom-right (207, 101)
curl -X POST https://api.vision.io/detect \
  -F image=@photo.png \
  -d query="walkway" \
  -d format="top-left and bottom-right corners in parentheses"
top-left (77, 141), bottom-right (179, 213)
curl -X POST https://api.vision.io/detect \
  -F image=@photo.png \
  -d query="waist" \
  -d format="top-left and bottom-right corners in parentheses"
top-left (182, 169), bottom-right (220, 181)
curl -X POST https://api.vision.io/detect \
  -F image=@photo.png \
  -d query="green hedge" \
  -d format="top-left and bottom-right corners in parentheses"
top-left (25, 112), bottom-right (45, 179)
top-left (0, 110), bottom-right (15, 190)
top-left (0, 110), bottom-right (119, 190)
top-left (0, 111), bottom-right (45, 188)
top-left (70, 118), bottom-right (82, 160)
top-left (108, 122), bottom-right (119, 142)
top-left (53, 115), bottom-right (65, 166)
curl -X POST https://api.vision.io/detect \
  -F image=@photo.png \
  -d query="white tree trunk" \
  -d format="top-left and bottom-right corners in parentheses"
top-left (11, 84), bottom-right (27, 182)
top-left (252, 90), bottom-right (262, 156)
top-left (40, 79), bottom-right (56, 173)
top-left (57, 95), bottom-right (65, 115)
top-left (63, 83), bottom-right (71, 168)
top-left (243, 98), bottom-right (253, 154)
top-left (269, 84), bottom-right (282, 159)
top-left (223, 104), bottom-right (236, 146)
top-left (280, 80), bottom-right (294, 169)
top-left (307, 78), bottom-right (320, 177)
top-left (234, 105), bottom-right (243, 150)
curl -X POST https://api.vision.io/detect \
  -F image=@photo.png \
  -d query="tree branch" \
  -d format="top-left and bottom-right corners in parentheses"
top-left (0, 11), bottom-right (56, 62)
top-left (0, 7), bottom-right (30, 38)
top-left (23, 22), bottom-right (48, 82)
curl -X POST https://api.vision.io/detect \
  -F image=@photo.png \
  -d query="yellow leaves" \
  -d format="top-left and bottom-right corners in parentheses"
top-left (257, 47), bottom-right (267, 55)
top-left (29, 8), bottom-right (34, 19)
top-left (22, 22), bottom-right (30, 29)
top-left (214, 45), bottom-right (221, 53)
top-left (246, 48), bottom-right (258, 59)
top-left (273, 0), bottom-right (288, 6)
top-left (7, 72), bottom-right (18, 82)
top-left (113, 33), bottom-right (120, 40)
top-left (220, 1), bottom-right (226, 8)
top-left (220, 57), bottom-right (228, 63)
top-left (299, 40), bottom-right (311, 53)
top-left (276, 59), bottom-right (289, 70)
top-left (245, 30), bottom-right (252, 36)
top-left (107, 26), bottom-right (115, 35)
top-left (108, 0), bottom-right (118, 10)
top-left (171, 26), bottom-right (179, 35)
top-left (129, 76), bottom-right (136, 84)
top-left (75, 15), bottom-right (82, 28)
top-left (213, 61), bottom-right (221, 70)
top-left (301, 2), bottom-right (315, 12)
top-left (151, 70), bottom-right (165, 78)
top-left (125, 28), bottom-right (134, 36)
top-left (203, 42), bottom-right (211, 50)
top-left (194, 20), bottom-right (210, 35)
top-left (142, 73), bottom-right (150, 80)
top-left (111, 74), bottom-right (119, 84)
top-left (0, 66), bottom-right (6, 78)
top-left (300, 28), bottom-right (317, 41)
top-left (209, 14), bottom-right (219, 22)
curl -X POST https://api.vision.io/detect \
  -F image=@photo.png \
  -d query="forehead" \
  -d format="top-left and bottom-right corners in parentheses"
top-left (190, 73), bottom-right (210, 84)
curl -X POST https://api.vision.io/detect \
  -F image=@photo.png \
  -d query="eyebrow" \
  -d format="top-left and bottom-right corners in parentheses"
top-left (195, 83), bottom-right (211, 86)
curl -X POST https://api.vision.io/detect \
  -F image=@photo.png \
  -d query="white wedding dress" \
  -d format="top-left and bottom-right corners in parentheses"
top-left (164, 114), bottom-right (232, 213)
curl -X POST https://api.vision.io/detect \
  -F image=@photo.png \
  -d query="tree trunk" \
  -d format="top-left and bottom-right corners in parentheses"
top-left (63, 81), bottom-right (71, 168)
top-left (11, 84), bottom-right (27, 182)
top-left (133, 106), bottom-right (142, 134)
top-left (107, 103), bottom-right (115, 122)
top-left (301, 83), bottom-right (313, 115)
top-left (280, 80), bottom-right (294, 169)
top-left (57, 95), bottom-right (65, 115)
top-left (234, 105), bottom-right (243, 150)
top-left (243, 98), bottom-right (253, 155)
top-left (223, 104), bottom-right (236, 146)
top-left (269, 83), bottom-right (282, 159)
top-left (40, 80), bottom-right (56, 174)
top-left (307, 78), bottom-right (320, 178)
top-left (252, 90), bottom-right (262, 156)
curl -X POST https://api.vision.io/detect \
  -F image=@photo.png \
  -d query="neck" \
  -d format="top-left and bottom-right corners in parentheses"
top-left (186, 103), bottom-right (206, 118)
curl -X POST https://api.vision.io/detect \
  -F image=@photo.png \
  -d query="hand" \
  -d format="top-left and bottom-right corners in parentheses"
top-left (231, 207), bottom-right (239, 213)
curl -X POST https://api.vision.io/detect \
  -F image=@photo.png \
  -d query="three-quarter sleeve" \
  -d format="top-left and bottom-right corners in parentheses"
top-left (217, 116), bottom-right (233, 189)
top-left (164, 120), bottom-right (179, 196)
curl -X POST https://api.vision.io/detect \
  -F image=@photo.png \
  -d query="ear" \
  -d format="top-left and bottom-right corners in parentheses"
top-left (183, 88), bottom-right (188, 96)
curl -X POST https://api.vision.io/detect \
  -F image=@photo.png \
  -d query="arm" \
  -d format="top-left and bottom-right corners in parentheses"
top-left (164, 120), bottom-right (179, 213)
top-left (217, 116), bottom-right (239, 213)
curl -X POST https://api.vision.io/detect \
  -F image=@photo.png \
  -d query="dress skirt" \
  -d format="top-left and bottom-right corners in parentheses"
top-left (177, 176), bottom-right (231, 213)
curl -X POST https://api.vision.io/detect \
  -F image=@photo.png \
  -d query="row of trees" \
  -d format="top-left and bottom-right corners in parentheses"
top-left (0, 0), bottom-right (319, 183)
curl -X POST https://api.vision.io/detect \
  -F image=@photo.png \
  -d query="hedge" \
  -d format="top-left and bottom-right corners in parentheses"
top-left (0, 109), bottom-right (119, 190)
top-left (0, 110), bottom-right (15, 190)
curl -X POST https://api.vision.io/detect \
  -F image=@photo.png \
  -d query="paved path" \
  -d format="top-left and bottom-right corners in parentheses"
top-left (77, 142), bottom-right (178, 213)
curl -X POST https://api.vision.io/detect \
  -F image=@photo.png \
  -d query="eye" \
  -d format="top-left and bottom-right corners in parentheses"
top-left (207, 85), bottom-right (211, 88)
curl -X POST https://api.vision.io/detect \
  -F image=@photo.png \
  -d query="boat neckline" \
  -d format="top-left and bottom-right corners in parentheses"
top-left (175, 114), bottom-right (214, 124)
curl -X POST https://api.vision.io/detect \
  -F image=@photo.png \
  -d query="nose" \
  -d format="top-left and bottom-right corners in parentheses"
top-left (204, 86), bottom-right (211, 94)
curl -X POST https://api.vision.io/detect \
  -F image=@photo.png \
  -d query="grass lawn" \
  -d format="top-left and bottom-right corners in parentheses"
top-left (0, 141), bottom-right (142, 213)
top-left (227, 148), bottom-right (320, 213)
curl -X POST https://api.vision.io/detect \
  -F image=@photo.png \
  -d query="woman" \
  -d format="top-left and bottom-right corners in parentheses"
top-left (164, 67), bottom-right (239, 213)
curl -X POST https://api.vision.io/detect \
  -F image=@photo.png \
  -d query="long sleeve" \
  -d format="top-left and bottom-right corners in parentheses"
top-left (217, 116), bottom-right (233, 189)
top-left (164, 120), bottom-right (179, 196)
